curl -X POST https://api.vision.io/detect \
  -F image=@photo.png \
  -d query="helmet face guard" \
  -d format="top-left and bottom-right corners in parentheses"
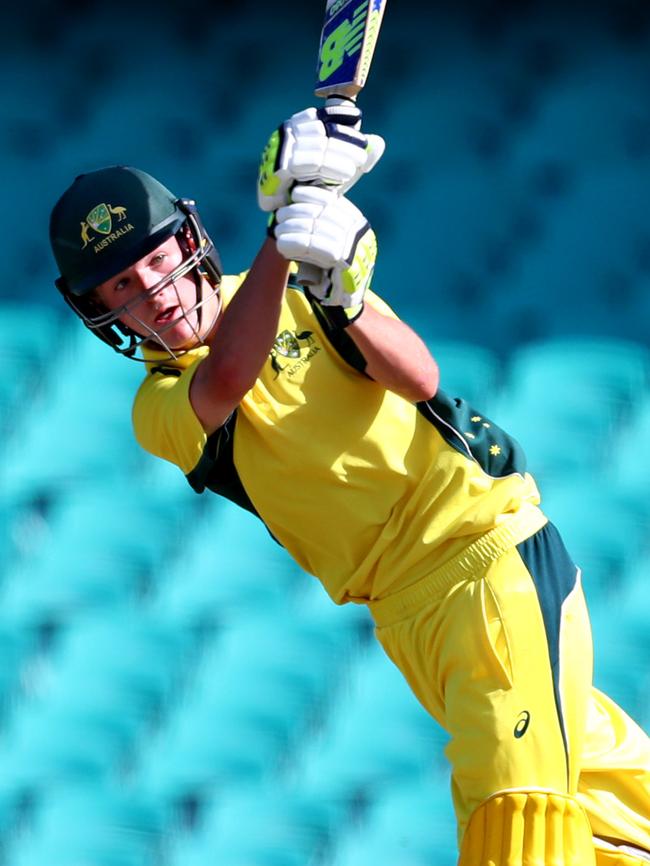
top-left (57, 203), bottom-right (222, 359)
top-left (50, 166), bottom-right (223, 360)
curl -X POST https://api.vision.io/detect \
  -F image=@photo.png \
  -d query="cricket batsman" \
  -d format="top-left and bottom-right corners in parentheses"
top-left (48, 105), bottom-right (650, 865)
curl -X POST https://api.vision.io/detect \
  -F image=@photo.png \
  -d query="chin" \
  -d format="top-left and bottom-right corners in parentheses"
top-left (159, 316), bottom-right (202, 348)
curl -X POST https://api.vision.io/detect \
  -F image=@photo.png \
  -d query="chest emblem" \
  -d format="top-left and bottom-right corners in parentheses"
top-left (270, 329), bottom-right (320, 377)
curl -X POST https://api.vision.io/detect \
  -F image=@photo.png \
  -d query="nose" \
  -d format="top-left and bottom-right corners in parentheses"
top-left (135, 267), bottom-right (168, 302)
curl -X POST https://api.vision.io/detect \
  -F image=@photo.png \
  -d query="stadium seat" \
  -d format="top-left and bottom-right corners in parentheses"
top-left (494, 382), bottom-right (618, 487)
top-left (40, 479), bottom-right (193, 579)
top-left (171, 782), bottom-right (330, 866)
top-left (590, 556), bottom-right (650, 724)
top-left (607, 398), bottom-right (650, 499)
top-left (382, 167), bottom-right (518, 325)
top-left (134, 701), bottom-right (288, 806)
top-left (330, 775), bottom-right (458, 866)
top-left (0, 536), bottom-right (147, 624)
top-left (509, 56), bottom-right (649, 172)
top-left (0, 303), bottom-right (67, 438)
top-left (491, 169), bottom-right (650, 344)
top-left (135, 451), bottom-right (202, 508)
top-left (135, 611), bottom-right (366, 808)
top-left (151, 499), bottom-right (304, 625)
top-left (0, 303), bottom-right (67, 363)
top-left (506, 336), bottom-right (650, 412)
top-left (6, 782), bottom-right (165, 866)
top-left (1, 329), bottom-right (146, 501)
top-left (296, 642), bottom-right (448, 801)
top-left (0, 700), bottom-right (131, 796)
top-left (186, 609), bottom-right (357, 730)
top-left (0, 619), bottom-right (38, 723)
top-left (538, 479), bottom-right (649, 604)
top-left (46, 612), bottom-right (197, 716)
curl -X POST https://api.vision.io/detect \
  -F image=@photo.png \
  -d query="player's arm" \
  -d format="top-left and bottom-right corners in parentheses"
top-left (190, 238), bottom-right (290, 435)
top-left (191, 107), bottom-right (384, 435)
top-left (273, 185), bottom-right (439, 403)
top-left (346, 304), bottom-right (438, 402)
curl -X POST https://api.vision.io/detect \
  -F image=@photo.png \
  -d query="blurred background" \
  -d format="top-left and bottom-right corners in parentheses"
top-left (2, 0), bottom-right (650, 863)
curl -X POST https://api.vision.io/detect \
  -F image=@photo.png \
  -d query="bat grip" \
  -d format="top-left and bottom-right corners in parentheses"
top-left (296, 94), bottom-right (359, 289)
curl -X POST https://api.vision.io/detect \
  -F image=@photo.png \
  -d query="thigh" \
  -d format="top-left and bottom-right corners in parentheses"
top-left (444, 536), bottom-right (593, 817)
top-left (374, 522), bottom-right (594, 834)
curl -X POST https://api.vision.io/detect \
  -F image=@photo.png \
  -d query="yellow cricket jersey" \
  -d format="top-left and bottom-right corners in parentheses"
top-left (132, 273), bottom-right (543, 604)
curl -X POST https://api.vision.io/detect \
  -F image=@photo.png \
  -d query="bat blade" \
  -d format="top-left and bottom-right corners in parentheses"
top-left (296, 0), bottom-right (387, 289)
top-left (315, 0), bottom-right (387, 100)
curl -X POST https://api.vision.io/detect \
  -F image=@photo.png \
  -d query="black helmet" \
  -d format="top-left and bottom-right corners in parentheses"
top-left (50, 166), bottom-right (222, 358)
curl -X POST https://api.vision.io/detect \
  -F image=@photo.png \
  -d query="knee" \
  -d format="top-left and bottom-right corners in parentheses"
top-left (458, 788), bottom-right (596, 866)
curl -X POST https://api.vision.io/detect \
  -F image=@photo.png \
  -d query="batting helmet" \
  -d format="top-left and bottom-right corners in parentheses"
top-left (49, 166), bottom-right (222, 358)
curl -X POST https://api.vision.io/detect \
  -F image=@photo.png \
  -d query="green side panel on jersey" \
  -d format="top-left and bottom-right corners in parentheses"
top-left (185, 410), bottom-right (259, 516)
top-left (516, 521), bottom-right (579, 768)
top-left (417, 389), bottom-right (528, 478)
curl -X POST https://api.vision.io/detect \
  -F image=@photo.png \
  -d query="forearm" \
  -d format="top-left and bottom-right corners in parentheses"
top-left (191, 238), bottom-right (290, 432)
top-left (347, 304), bottom-right (439, 402)
top-left (207, 238), bottom-right (289, 379)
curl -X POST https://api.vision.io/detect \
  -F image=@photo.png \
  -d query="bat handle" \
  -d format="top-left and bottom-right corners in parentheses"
top-left (296, 94), bottom-right (359, 289)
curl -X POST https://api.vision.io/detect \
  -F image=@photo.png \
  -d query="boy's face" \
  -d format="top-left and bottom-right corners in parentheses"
top-left (95, 235), bottom-right (219, 351)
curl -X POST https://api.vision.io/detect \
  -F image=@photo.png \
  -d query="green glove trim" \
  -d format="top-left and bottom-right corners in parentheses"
top-left (258, 129), bottom-right (282, 197)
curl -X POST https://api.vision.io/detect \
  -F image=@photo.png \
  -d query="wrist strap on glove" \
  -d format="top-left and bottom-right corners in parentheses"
top-left (305, 291), bottom-right (364, 330)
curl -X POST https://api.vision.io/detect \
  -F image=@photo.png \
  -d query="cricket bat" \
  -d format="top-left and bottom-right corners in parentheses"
top-left (297, 0), bottom-right (388, 287)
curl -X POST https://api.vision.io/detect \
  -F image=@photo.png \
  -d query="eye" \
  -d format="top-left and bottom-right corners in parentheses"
top-left (114, 277), bottom-right (129, 293)
top-left (151, 253), bottom-right (166, 266)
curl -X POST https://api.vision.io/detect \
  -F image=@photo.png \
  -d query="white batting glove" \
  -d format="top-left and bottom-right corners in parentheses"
top-left (257, 102), bottom-right (385, 212)
top-left (273, 185), bottom-right (377, 327)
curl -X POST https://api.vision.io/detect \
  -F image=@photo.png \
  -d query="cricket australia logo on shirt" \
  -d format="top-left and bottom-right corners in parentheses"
top-left (80, 203), bottom-right (134, 253)
top-left (270, 329), bottom-right (320, 377)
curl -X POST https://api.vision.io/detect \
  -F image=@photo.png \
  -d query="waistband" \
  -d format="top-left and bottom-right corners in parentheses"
top-left (369, 504), bottom-right (548, 628)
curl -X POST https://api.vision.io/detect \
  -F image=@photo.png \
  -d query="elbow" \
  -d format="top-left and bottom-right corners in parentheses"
top-left (399, 371), bottom-right (439, 404)
top-left (194, 357), bottom-right (256, 408)
top-left (382, 358), bottom-right (439, 404)
top-left (217, 364), bottom-right (258, 403)
top-left (412, 362), bottom-right (439, 403)
top-left (409, 383), bottom-right (438, 403)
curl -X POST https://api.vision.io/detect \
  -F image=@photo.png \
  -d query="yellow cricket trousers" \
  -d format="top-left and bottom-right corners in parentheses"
top-left (368, 504), bottom-right (650, 855)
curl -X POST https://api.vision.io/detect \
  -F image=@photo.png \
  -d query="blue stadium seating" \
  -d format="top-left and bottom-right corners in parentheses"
top-left (0, 304), bottom-right (66, 436)
top-left (169, 782), bottom-right (331, 866)
top-left (6, 782), bottom-right (165, 866)
top-left (151, 499), bottom-right (305, 626)
top-left (330, 775), bottom-right (458, 866)
top-left (607, 397), bottom-right (650, 498)
top-left (295, 642), bottom-right (449, 803)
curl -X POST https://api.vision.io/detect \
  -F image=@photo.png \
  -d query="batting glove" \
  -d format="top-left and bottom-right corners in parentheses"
top-left (273, 185), bottom-right (377, 327)
top-left (257, 102), bottom-right (385, 212)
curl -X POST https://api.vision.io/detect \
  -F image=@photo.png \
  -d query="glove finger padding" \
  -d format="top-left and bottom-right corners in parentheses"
top-left (309, 225), bottom-right (377, 311)
top-left (257, 106), bottom-right (385, 212)
top-left (274, 186), bottom-right (369, 270)
top-left (339, 133), bottom-right (385, 196)
top-left (274, 185), bottom-right (377, 327)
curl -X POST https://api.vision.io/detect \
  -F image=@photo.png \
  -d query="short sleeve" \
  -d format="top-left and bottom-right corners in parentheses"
top-left (132, 356), bottom-right (208, 475)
